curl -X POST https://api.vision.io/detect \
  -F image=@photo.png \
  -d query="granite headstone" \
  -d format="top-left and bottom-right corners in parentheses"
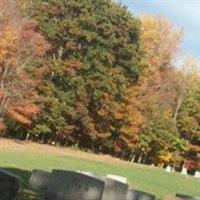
top-left (176, 194), bottom-right (200, 200)
top-left (45, 170), bottom-right (105, 200)
top-left (28, 169), bottom-right (50, 191)
top-left (0, 169), bottom-right (20, 200)
top-left (126, 189), bottom-right (156, 200)
top-left (101, 177), bottom-right (128, 200)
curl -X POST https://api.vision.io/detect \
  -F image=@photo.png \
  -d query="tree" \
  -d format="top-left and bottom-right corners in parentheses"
top-left (0, 0), bottom-right (50, 133)
top-left (26, 0), bottom-right (144, 150)
top-left (127, 16), bottom-right (185, 164)
top-left (176, 57), bottom-right (200, 171)
top-left (140, 15), bottom-right (182, 70)
top-left (4, 1), bottom-right (200, 169)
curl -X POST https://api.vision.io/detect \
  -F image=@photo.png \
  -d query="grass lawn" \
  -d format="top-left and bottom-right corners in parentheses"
top-left (0, 138), bottom-right (199, 200)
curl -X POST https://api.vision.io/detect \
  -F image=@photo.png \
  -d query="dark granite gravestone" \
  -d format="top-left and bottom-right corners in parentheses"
top-left (101, 177), bottom-right (128, 200)
top-left (126, 189), bottom-right (156, 200)
top-left (0, 169), bottom-right (20, 200)
top-left (176, 194), bottom-right (200, 200)
top-left (28, 169), bottom-right (50, 191)
top-left (45, 170), bottom-right (105, 200)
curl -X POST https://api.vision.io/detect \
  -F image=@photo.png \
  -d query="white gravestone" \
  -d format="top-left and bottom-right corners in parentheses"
top-left (165, 165), bottom-right (172, 173)
top-left (194, 171), bottom-right (200, 178)
top-left (181, 167), bottom-right (188, 175)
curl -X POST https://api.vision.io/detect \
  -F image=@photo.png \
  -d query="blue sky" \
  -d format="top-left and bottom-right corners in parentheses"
top-left (120, 0), bottom-right (200, 60)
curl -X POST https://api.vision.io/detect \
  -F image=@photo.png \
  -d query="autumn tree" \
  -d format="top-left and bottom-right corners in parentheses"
top-left (127, 16), bottom-right (185, 164)
top-left (24, 0), bottom-right (144, 151)
top-left (21, 8), bottom-right (190, 165)
top-left (5, 1), bottom-right (200, 169)
top-left (0, 0), bottom-right (49, 133)
top-left (176, 57), bottom-right (200, 171)
top-left (135, 17), bottom-right (200, 167)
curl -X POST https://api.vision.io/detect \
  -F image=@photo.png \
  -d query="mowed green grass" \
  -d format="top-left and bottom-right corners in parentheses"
top-left (0, 140), bottom-right (199, 199)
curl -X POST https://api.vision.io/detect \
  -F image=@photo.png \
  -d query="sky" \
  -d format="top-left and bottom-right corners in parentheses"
top-left (120, 0), bottom-right (200, 60)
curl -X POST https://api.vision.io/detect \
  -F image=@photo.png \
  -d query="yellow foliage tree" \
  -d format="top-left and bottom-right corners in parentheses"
top-left (126, 16), bottom-right (184, 163)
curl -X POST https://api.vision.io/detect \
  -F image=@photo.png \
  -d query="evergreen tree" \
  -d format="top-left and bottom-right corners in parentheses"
top-left (27, 0), bottom-right (144, 150)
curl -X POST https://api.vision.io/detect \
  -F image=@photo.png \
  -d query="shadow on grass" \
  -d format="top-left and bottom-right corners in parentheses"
top-left (1, 167), bottom-right (43, 200)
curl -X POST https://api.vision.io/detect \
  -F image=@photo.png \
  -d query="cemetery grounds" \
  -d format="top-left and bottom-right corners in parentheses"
top-left (0, 138), bottom-right (199, 200)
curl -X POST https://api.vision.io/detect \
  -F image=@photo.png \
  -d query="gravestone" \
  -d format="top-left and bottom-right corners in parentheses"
top-left (165, 165), bottom-right (172, 173)
top-left (194, 171), bottom-right (200, 178)
top-left (107, 174), bottom-right (127, 183)
top-left (45, 170), bottom-right (105, 200)
top-left (0, 169), bottom-right (20, 200)
top-left (126, 189), bottom-right (156, 200)
top-left (181, 167), bottom-right (188, 175)
top-left (176, 194), bottom-right (200, 200)
top-left (101, 177), bottom-right (128, 200)
top-left (176, 194), bottom-right (194, 200)
top-left (28, 169), bottom-right (50, 191)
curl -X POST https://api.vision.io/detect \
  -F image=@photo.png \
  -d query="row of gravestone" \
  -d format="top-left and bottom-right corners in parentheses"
top-left (0, 168), bottom-right (199, 200)
top-left (165, 165), bottom-right (200, 178)
top-left (28, 169), bottom-right (156, 200)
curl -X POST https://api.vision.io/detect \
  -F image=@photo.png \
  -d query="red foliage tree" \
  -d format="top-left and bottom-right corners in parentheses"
top-left (0, 0), bottom-right (50, 132)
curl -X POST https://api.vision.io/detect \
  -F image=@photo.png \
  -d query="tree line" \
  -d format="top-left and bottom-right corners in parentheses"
top-left (1, 0), bottom-right (200, 172)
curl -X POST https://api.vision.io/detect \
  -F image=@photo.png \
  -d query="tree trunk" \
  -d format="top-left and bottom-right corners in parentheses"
top-left (138, 153), bottom-right (143, 163)
top-left (173, 96), bottom-right (182, 123)
top-left (131, 153), bottom-right (136, 162)
top-left (26, 133), bottom-right (30, 141)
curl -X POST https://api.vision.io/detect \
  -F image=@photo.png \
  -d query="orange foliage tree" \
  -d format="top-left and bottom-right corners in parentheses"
top-left (0, 0), bottom-right (50, 132)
